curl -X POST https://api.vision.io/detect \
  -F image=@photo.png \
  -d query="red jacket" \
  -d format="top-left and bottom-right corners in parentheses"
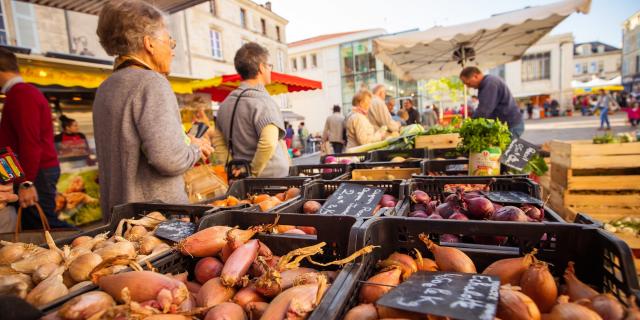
top-left (0, 82), bottom-right (59, 182)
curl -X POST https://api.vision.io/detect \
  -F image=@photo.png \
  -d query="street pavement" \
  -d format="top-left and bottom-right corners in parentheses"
top-left (291, 113), bottom-right (636, 164)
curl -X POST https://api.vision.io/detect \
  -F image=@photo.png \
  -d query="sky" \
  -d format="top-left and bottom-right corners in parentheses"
top-left (268, 0), bottom-right (640, 47)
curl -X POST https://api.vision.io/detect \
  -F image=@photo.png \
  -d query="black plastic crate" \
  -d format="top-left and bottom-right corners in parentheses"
top-left (206, 177), bottom-right (311, 212)
top-left (320, 151), bottom-right (370, 164)
top-left (427, 147), bottom-right (466, 159)
top-left (368, 148), bottom-right (428, 162)
top-left (421, 159), bottom-right (523, 176)
top-left (329, 218), bottom-right (639, 319)
top-left (289, 163), bottom-right (349, 180)
top-left (574, 212), bottom-right (605, 227)
top-left (150, 210), bottom-right (364, 320)
top-left (302, 180), bottom-right (404, 217)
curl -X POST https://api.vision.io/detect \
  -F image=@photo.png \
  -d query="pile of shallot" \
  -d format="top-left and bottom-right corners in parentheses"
top-left (408, 188), bottom-right (544, 223)
top-left (209, 187), bottom-right (301, 212)
top-left (0, 211), bottom-right (172, 308)
top-left (44, 221), bottom-right (375, 319)
top-left (345, 233), bottom-right (639, 320)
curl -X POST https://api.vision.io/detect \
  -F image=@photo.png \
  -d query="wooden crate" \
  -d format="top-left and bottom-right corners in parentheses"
top-left (351, 168), bottom-right (421, 181)
top-left (550, 140), bottom-right (640, 170)
top-left (414, 133), bottom-right (461, 149)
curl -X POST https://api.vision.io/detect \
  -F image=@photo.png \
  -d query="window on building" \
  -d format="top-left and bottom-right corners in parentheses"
top-left (12, 1), bottom-right (39, 51)
top-left (489, 65), bottom-right (505, 80)
top-left (209, 0), bottom-right (217, 16)
top-left (521, 52), bottom-right (550, 81)
top-left (589, 61), bottom-right (597, 73)
top-left (311, 54), bottom-right (317, 68)
top-left (276, 50), bottom-right (284, 72)
top-left (260, 18), bottom-right (266, 35)
top-left (575, 63), bottom-right (581, 75)
top-left (291, 58), bottom-right (297, 71)
top-left (582, 63), bottom-right (588, 74)
top-left (276, 26), bottom-right (281, 42)
top-left (240, 8), bottom-right (247, 28)
top-left (598, 60), bottom-right (604, 73)
top-left (209, 29), bottom-right (223, 59)
top-left (301, 56), bottom-right (307, 69)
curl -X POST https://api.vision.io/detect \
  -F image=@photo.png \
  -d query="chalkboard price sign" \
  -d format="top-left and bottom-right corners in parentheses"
top-left (154, 220), bottom-right (197, 243)
top-left (377, 271), bottom-right (500, 320)
top-left (500, 138), bottom-right (538, 171)
top-left (318, 183), bottom-right (385, 217)
top-left (485, 191), bottom-right (542, 206)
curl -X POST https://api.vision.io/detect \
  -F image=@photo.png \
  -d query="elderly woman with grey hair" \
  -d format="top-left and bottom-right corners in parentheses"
top-left (92, 0), bottom-right (212, 218)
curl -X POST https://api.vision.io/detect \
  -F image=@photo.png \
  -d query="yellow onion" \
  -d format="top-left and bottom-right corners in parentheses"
top-left (92, 239), bottom-right (114, 251)
top-left (497, 285), bottom-right (541, 320)
top-left (378, 252), bottom-right (418, 280)
top-left (94, 241), bottom-right (136, 261)
top-left (32, 262), bottom-right (60, 284)
top-left (581, 294), bottom-right (624, 320)
top-left (483, 250), bottom-right (537, 285)
top-left (26, 266), bottom-right (69, 307)
top-left (139, 235), bottom-right (165, 255)
top-left (124, 225), bottom-right (148, 241)
top-left (0, 273), bottom-right (33, 298)
top-left (58, 291), bottom-right (115, 320)
top-left (420, 234), bottom-right (476, 273)
top-left (11, 249), bottom-right (62, 274)
top-left (520, 261), bottom-right (558, 313)
top-left (564, 261), bottom-right (598, 302)
top-left (358, 268), bottom-right (402, 304)
top-left (548, 295), bottom-right (602, 320)
top-left (69, 253), bottom-right (103, 282)
top-left (344, 303), bottom-right (378, 320)
top-left (71, 236), bottom-right (93, 248)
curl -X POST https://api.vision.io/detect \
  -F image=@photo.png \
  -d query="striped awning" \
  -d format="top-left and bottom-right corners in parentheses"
top-left (15, 0), bottom-right (207, 15)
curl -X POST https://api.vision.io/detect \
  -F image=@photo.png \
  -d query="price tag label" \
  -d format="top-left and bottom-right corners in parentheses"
top-left (500, 138), bottom-right (538, 171)
top-left (319, 183), bottom-right (385, 217)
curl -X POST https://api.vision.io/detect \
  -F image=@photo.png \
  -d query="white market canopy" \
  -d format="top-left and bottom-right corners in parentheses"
top-left (571, 75), bottom-right (622, 89)
top-left (15, 0), bottom-right (208, 15)
top-left (374, 0), bottom-right (591, 81)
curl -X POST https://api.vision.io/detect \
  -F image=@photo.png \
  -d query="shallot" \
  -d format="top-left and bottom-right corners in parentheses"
top-left (520, 261), bottom-right (558, 313)
top-left (420, 233), bottom-right (476, 273)
top-left (57, 291), bottom-right (115, 320)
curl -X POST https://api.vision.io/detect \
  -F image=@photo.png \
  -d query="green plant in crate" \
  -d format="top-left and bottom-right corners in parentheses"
top-left (457, 118), bottom-right (511, 153)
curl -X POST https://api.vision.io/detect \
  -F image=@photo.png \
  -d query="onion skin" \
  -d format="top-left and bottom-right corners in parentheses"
top-left (497, 285), bottom-right (541, 320)
top-left (195, 257), bottom-right (224, 285)
top-left (233, 286), bottom-right (265, 309)
top-left (280, 268), bottom-right (318, 291)
top-left (98, 271), bottom-right (188, 308)
top-left (520, 262), bottom-right (558, 313)
top-left (58, 291), bottom-right (115, 320)
top-left (32, 262), bottom-right (60, 284)
top-left (303, 201), bottom-right (322, 214)
top-left (564, 261), bottom-right (598, 302)
top-left (205, 302), bottom-right (247, 320)
top-left (69, 253), bottom-right (102, 282)
top-left (415, 257), bottom-right (438, 271)
top-left (378, 252), bottom-right (418, 280)
top-left (483, 252), bottom-right (536, 285)
top-left (422, 236), bottom-right (476, 273)
top-left (11, 249), bottom-right (62, 274)
top-left (26, 267), bottom-right (68, 307)
top-left (259, 283), bottom-right (322, 320)
top-left (197, 277), bottom-right (236, 308)
top-left (94, 241), bottom-right (136, 261)
top-left (587, 294), bottom-right (624, 320)
top-left (465, 196), bottom-right (495, 220)
top-left (344, 303), bottom-right (378, 320)
top-left (71, 236), bottom-right (93, 248)
top-left (549, 296), bottom-right (602, 320)
top-left (245, 301), bottom-right (269, 320)
top-left (358, 268), bottom-right (402, 304)
top-left (186, 281), bottom-right (201, 294)
top-left (221, 239), bottom-right (259, 287)
top-left (492, 206), bottom-right (529, 222)
top-left (179, 226), bottom-right (232, 257)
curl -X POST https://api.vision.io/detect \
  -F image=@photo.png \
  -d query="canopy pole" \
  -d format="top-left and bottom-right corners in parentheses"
top-left (460, 48), bottom-right (468, 119)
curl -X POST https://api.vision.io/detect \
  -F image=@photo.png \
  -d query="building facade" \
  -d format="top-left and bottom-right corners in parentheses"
top-left (622, 11), bottom-right (640, 93)
top-left (287, 29), bottom-right (425, 134)
top-left (491, 33), bottom-right (574, 112)
top-left (573, 41), bottom-right (621, 82)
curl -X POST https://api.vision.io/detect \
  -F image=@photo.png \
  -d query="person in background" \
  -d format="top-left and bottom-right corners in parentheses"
top-left (322, 105), bottom-right (345, 153)
top-left (629, 101), bottom-right (640, 127)
top-left (93, 0), bottom-right (212, 217)
top-left (368, 84), bottom-right (401, 133)
top-left (581, 95), bottom-right (590, 116)
top-left (397, 109), bottom-right (409, 126)
top-left (0, 183), bottom-right (18, 232)
top-left (386, 95), bottom-right (400, 122)
top-left (55, 114), bottom-right (90, 158)
top-left (593, 89), bottom-right (615, 131)
top-left (0, 48), bottom-right (72, 229)
top-left (284, 122), bottom-right (294, 149)
top-left (345, 90), bottom-right (387, 149)
top-left (298, 122), bottom-right (309, 153)
top-left (403, 99), bottom-right (420, 125)
top-left (526, 102), bottom-right (534, 120)
top-left (421, 105), bottom-right (438, 129)
top-left (215, 42), bottom-right (290, 178)
top-left (459, 66), bottom-right (524, 137)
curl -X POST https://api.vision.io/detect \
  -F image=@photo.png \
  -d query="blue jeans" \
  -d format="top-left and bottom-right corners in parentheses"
top-left (600, 107), bottom-right (610, 129)
top-left (510, 122), bottom-right (525, 138)
top-left (19, 167), bottom-right (73, 230)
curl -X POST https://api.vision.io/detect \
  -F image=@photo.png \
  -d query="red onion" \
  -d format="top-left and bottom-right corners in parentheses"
top-left (412, 203), bottom-right (427, 212)
top-left (435, 202), bottom-right (456, 219)
top-left (427, 214), bottom-right (443, 219)
top-left (410, 190), bottom-right (430, 204)
top-left (465, 196), bottom-right (495, 220)
top-left (522, 204), bottom-right (544, 221)
top-left (449, 212), bottom-right (469, 220)
top-left (440, 234), bottom-right (460, 243)
top-left (410, 211), bottom-right (429, 218)
top-left (463, 191), bottom-right (483, 200)
top-left (491, 206), bottom-right (528, 222)
top-left (426, 201), bottom-right (438, 215)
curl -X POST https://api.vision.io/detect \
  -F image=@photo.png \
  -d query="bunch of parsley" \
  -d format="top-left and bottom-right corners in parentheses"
top-left (457, 118), bottom-right (512, 153)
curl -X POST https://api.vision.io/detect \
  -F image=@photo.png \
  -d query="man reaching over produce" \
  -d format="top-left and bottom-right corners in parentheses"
top-left (368, 84), bottom-right (401, 133)
top-left (459, 66), bottom-right (524, 138)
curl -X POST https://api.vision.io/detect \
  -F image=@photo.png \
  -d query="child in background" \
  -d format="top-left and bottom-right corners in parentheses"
top-left (629, 102), bottom-right (640, 127)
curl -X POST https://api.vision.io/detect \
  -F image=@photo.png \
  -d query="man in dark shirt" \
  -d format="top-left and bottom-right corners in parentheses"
top-left (403, 99), bottom-right (420, 125)
top-left (459, 67), bottom-right (524, 137)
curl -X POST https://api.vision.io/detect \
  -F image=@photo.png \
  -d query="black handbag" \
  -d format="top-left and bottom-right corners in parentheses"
top-left (225, 88), bottom-right (258, 183)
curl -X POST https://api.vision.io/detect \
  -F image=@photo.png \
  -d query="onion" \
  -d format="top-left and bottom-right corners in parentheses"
top-left (415, 257), bottom-right (438, 272)
top-left (26, 266), bottom-right (69, 307)
top-left (139, 235), bottom-right (165, 255)
top-left (449, 212), bottom-right (469, 220)
top-left (427, 214), bottom-right (443, 219)
top-left (358, 268), bottom-right (402, 303)
top-left (625, 296), bottom-right (640, 320)
top-left (58, 291), bottom-right (115, 320)
top-left (497, 285), bottom-right (541, 320)
top-left (69, 253), bottom-right (102, 282)
top-left (195, 257), bottom-right (224, 285)
top-left (345, 303), bottom-right (378, 320)
top-left (324, 156), bottom-right (337, 164)
top-left (233, 286), bottom-right (265, 309)
top-left (33, 262), bottom-right (60, 284)
top-left (482, 250), bottom-right (537, 285)
top-left (197, 278), bottom-right (236, 308)
top-left (413, 203), bottom-right (427, 212)
top-left (179, 226), bottom-right (233, 257)
top-left (435, 202), bottom-right (456, 219)
top-left (420, 234), bottom-right (475, 273)
top-left (94, 241), bottom-right (136, 261)
top-left (440, 234), bottom-right (460, 243)
top-left (0, 273), bottom-right (33, 298)
top-left (186, 281), bottom-right (201, 294)
top-left (492, 206), bottom-right (529, 222)
top-left (426, 200), bottom-right (438, 215)
top-left (377, 252), bottom-right (418, 281)
top-left (520, 261), bottom-right (558, 313)
top-left (11, 249), bottom-right (62, 274)
top-left (70, 236), bottom-right (93, 248)
top-left (409, 211), bottom-right (428, 218)
top-left (285, 187), bottom-right (301, 200)
top-left (124, 225), bottom-right (148, 241)
top-left (204, 302), bottom-right (246, 320)
top-left (584, 294), bottom-right (624, 320)
top-left (465, 196), bottom-right (495, 220)
top-left (549, 295), bottom-right (602, 320)
top-left (245, 301), bottom-right (269, 319)
top-left (564, 261), bottom-right (598, 302)
top-left (410, 190), bottom-right (430, 204)
top-left (303, 201), bottom-right (321, 214)
top-left (284, 228), bottom-right (306, 235)
top-left (0, 244), bottom-right (27, 265)
top-left (68, 281), bottom-right (92, 292)
top-left (522, 204), bottom-right (544, 221)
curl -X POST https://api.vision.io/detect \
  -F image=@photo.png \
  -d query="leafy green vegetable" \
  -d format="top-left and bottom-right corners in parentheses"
top-left (512, 155), bottom-right (549, 176)
top-left (457, 118), bottom-right (512, 153)
top-left (423, 116), bottom-right (461, 135)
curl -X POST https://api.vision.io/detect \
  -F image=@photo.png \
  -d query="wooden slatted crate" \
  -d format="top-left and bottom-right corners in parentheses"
top-left (414, 133), bottom-right (461, 149)
top-left (548, 140), bottom-right (640, 222)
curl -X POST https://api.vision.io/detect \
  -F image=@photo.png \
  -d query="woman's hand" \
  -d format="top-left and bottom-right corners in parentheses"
top-left (189, 135), bottom-right (214, 161)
